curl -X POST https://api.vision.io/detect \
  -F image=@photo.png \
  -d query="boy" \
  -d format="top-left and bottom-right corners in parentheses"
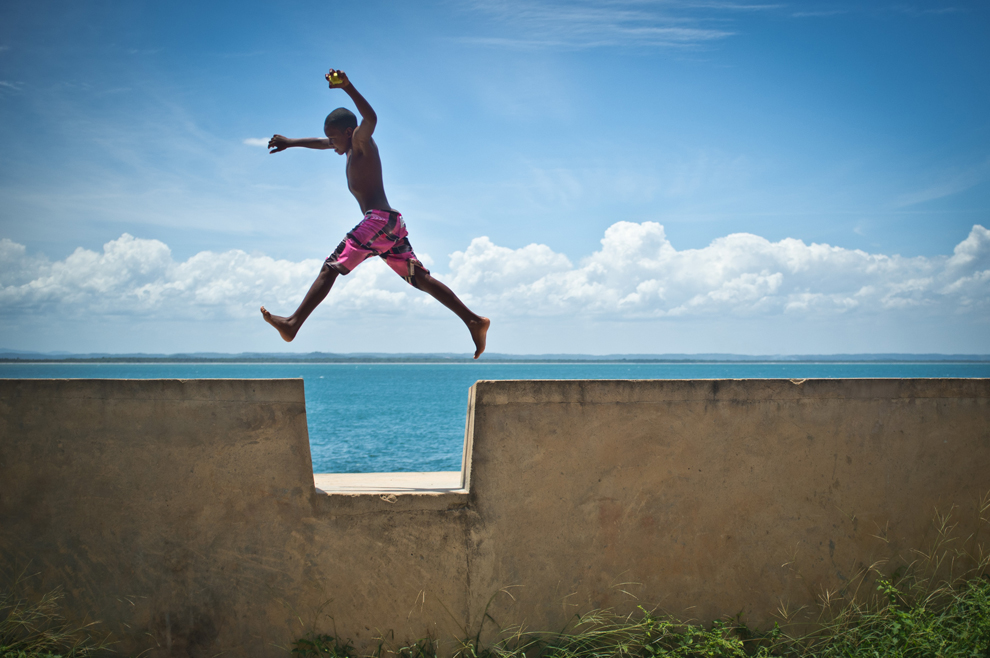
top-left (261, 69), bottom-right (490, 358)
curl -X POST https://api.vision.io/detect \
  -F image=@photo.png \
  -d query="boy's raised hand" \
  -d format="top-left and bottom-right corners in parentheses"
top-left (268, 134), bottom-right (290, 153)
top-left (326, 68), bottom-right (350, 89)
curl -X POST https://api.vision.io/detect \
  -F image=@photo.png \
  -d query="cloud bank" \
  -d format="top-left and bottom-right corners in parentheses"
top-left (2, 223), bottom-right (988, 329)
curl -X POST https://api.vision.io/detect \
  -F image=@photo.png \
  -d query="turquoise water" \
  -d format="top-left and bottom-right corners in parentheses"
top-left (3, 361), bottom-right (988, 473)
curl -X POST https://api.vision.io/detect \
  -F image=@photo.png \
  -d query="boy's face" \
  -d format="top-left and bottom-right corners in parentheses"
top-left (324, 126), bottom-right (353, 155)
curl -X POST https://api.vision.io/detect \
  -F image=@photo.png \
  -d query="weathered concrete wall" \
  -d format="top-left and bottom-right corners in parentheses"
top-left (464, 379), bottom-right (990, 637)
top-left (1, 378), bottom-right (989, 657)
top-left (0, 379), bottom-right (473, 657)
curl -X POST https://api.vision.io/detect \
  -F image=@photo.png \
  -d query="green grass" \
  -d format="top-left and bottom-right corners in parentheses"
top-left (0, 570), bottom-right (112, 658)
top-left (292, 577), bottom-right (990, 658)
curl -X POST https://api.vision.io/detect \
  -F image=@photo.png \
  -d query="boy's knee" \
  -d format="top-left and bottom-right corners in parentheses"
top-left (404, 261), bottom-right (428, 289)
top-left (323, 261), bottom-right (346, 277)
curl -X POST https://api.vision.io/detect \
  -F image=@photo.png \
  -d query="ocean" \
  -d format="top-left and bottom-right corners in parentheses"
top-left (3, 360), bottom-right (988, 473)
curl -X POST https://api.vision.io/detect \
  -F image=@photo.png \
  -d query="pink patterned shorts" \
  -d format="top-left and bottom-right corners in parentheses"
top-left (325, 209), bottom-right (427, 284)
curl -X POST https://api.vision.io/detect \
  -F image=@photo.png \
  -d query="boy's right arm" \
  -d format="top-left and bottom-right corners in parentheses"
top-left (268, 135), bottom-right (332, 153)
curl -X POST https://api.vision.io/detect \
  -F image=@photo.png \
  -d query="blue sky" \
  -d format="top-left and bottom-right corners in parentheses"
top-left (1, 0), bottom-right (988, 355)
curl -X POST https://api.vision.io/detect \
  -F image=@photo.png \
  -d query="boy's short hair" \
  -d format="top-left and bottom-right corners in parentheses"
top-left (325, 108), bottom-right (357, 132)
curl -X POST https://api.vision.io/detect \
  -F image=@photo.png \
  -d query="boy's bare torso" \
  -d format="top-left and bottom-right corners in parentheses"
top-left (346, 138), bottom-right (393, 214)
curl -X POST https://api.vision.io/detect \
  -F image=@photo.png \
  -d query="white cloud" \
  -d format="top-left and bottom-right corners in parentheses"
top-left (242, 138), bottom-right (269, 147)
top-left (791, 10), bottom-right (848, 18)
top-left (894, 157), bottom-right (990, 208)
top-left (456, 0), bottom-right (756, 49)
top-left (2, 225), bottom-right (989, 327)
top-left (443, 223), bottom-right (990, 319)
top-left (0, 234), bottom-right (321, 318)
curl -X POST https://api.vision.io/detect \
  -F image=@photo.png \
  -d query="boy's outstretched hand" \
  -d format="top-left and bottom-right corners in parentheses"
top-left (326, 68), bottom-right (350, 89)
top-left (268, 134), bottom-right (290, 153)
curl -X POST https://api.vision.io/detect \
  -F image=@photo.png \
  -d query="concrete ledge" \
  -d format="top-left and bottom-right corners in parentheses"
top-left (471, 377), bottom-right (990, 405)
top-left (312, 472), bottom-right (471, 514)
top-left (0, 377), bottom-right (307, 403)
top-left (314, 471), bottom-right (465, 493)
top-left (312, 490), bottom-right (472, 516)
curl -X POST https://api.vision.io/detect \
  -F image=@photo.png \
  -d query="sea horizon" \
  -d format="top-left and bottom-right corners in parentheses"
top-left (3, 348), bottom-right (990, 364)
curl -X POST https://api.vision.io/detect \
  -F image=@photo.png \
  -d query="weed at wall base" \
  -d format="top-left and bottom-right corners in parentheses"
top-left (0, 569), bottom-right (114, 658)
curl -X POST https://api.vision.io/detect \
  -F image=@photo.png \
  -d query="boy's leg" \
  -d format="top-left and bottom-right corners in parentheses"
top-left (261, 263), bottom-right (339, 342)
top-left (410, 263), bottom-right (490, 359)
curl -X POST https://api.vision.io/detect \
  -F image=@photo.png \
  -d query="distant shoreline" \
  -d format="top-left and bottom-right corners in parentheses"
top-left (3, 353), bottom-right (990, 365)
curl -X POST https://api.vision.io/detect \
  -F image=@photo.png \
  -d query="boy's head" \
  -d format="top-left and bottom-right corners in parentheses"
top-left (324, 108), bottom-right (357, 154)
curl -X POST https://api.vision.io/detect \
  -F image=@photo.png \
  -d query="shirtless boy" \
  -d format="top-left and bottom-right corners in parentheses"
top-left (261, 69), bottom-right (490, 358)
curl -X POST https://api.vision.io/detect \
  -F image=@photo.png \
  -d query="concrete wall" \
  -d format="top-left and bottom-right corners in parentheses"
top-left (463, 379), bottom-right (990, 636)
top-left (1, 378), bottom-right (988, 657)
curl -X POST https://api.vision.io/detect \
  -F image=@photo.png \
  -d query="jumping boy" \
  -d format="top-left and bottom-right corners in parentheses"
top-left (261, 69), bottom-right (490, 358)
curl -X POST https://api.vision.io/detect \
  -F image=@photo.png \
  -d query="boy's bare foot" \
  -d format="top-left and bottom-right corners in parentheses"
top-left (260, 306), bottom-right (298, 342)
top-left (469, 317), bottom-right (490, 359)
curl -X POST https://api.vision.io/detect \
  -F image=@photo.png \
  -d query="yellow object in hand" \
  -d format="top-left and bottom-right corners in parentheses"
top-left (328, 72), bottom-right (343, 85)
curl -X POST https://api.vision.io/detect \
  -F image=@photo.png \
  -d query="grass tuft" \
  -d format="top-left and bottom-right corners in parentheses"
top-left (292, 633), bottom-right (355, 658)
top-left (0, 570), bottom-right (112, 658)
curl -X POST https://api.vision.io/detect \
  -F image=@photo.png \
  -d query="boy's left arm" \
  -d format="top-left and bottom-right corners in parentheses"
top-left (327, 69), bottom-right (377, 153)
